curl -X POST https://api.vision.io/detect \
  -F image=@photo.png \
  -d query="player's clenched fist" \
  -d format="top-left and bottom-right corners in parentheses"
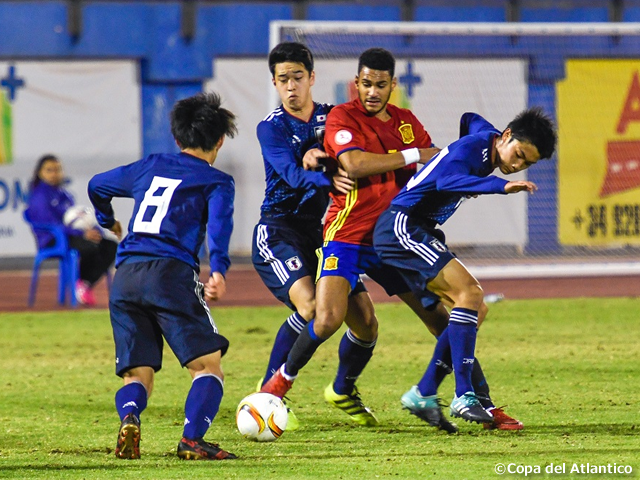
top-left (205, 271), bottom-right (227, 301)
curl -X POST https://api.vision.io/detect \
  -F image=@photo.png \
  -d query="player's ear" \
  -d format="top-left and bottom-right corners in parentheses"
top-left (501, 127), bottom-right (512, 143)
top-left (309, 70), bottom-right (315, 87)
top-left (354, 75), bottom-right (359, 88)
top-left (391, 77), bottom-right (397, 91)
top-left (272, 76), bottom-right (276, 86)
top-left (216, 136), bottom-right (225, 151)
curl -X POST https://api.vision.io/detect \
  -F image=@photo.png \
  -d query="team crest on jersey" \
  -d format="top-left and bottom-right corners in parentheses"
top-left (285, 256), bottom-right (302, 271)
top-left (335, 130), bottom-right (353, 146)
top-left (429, 238), bottom-right (447, 253)
top-left (323, 255), bottom-right (339, 270)
top-left (398, 123), bottom-right (415, 144)
top-left (314, 126), bottom-right (326, 145)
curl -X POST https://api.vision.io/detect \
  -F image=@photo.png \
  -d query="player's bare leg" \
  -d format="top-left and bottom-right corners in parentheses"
top-left (324, 288), bottom-right (380, 426)
top-left (258, 276), bottom-right (315, 430)
top-left (262, 275), bottom-right (352, 398)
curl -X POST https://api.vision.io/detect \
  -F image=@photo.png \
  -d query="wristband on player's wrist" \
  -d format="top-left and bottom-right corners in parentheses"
top-left (401, 148), bottom-right (420, 165)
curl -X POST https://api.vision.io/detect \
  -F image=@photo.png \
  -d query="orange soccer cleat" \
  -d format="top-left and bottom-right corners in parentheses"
top-left (484, 407), bottom-right (524, 430)
top-left (260, 367), bottom-right (294, 399)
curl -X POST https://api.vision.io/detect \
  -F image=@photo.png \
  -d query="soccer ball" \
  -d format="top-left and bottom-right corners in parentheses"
top-left (63, 205), bottom-right (98, 231)
top-left (236, 392), bottom-right (288, 442)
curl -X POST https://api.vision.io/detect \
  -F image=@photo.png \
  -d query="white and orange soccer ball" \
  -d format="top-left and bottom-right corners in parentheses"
top-left (236, 392), bottom-right (288, 442)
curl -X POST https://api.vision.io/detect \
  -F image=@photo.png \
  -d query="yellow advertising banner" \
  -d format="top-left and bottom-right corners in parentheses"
top-left (558, 60), bottom-right (640, 246)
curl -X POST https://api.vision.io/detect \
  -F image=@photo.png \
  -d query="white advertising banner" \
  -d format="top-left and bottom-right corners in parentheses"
top-left (207, 57), bottom-right (528, 254)
top-left (0, 61), bottom-right (141, 258)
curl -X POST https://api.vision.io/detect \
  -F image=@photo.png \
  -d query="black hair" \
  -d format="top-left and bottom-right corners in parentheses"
top-left (170, 91), bottom-right (237, 151)
top-left (268, 42), bottom-right (314, 76)
top-left (358, 48), bottom-right (395, 78)
top-left (507, 107), bottom-right (557, 160)
top-left (30, 154), bottom-right (59, 189)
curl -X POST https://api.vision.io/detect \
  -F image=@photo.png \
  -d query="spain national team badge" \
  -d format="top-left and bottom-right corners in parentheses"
top-left (323, 255), bottom-right (339, 270)
top-left (398, 123), bottom-right (415, 144)
top-left (429, 238), bottom-right (447, 253)
top-left (285, 256), bottom-right (302, 271)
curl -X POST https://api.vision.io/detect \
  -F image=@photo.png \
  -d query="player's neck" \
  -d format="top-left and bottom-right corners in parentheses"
top-left (490, 134), bottom-right (499, 169)
top-left (373, 108), bottom-right (391, 122)
top-left (284, 100), bottom-right (314, 122)
top-left (182, 148), bottom-right (217, 166)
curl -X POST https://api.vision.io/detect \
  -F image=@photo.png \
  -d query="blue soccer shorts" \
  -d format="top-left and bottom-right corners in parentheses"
top-left (373, 208), bottom-right (455, 309)
top-left (317, 240), bottom-right (409, 297)
top-left (253, 221), bottom-right (367, 310)
top-left (109, 258), bottom-right (229, 377)
top-left (252, 221), bottom-right (325, 310)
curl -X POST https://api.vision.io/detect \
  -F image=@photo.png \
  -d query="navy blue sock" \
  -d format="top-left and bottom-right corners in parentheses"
top-left (183, 374), bottom-right (223, 440)
top-left (418, 327), bottom-right (453, 397)
top-left (263, 312), bottom-right (307, 386)
top-left (284, 320), bottom-right (326, 377)
top-left (448, 308), bottom-right (479, 397)
top-left (115, 382), bottom-right (148, 421)
top-left (472, 358), bottom-right (494, 408)
top-left (333, 330), bottom-right (376, 395)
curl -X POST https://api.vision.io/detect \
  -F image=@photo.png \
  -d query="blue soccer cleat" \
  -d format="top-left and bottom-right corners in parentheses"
top-left (401, 386), bottom-right (458, 433)
top-left (450, 391), bottom-right (494, 424)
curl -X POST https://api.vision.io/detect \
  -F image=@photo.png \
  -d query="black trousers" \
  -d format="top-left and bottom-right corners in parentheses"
top-left (68, 235), bottom-right (118, 286)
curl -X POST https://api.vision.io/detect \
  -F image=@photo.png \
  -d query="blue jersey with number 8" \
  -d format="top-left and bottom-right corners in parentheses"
top-left (88, 152), bottom-right (234, 275)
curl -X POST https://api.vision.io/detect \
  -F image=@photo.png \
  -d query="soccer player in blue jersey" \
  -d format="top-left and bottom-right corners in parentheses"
top-left (88, 92), bottom-right (238, 460)
top-left (373, 108), bottom-right (557, 424)
top-left (252, 42), bottom-right (358, 427)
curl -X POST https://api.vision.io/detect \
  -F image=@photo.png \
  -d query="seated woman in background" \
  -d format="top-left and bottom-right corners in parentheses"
top-left (25, 154), bottom-right (119, 306)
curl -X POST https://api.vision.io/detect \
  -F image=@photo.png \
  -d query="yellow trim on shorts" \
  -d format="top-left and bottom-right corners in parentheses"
top-left (315, 247), bottom-right (323, 283)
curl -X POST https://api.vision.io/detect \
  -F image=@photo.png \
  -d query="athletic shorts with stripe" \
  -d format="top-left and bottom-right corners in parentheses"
top-left (317, 240), bottom-right (411, 297)
top-left (252, 220), bottom-right (327, 311)
top-left (253, 221), bottom-right (366, 310)
top-left (373, 208), bottom-right (455, 309)
top-left (109, 258), bottom-right (229, 377)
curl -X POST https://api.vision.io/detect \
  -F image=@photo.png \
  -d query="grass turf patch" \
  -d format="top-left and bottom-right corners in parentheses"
top-left (0, 298), bottom-right (638, 479)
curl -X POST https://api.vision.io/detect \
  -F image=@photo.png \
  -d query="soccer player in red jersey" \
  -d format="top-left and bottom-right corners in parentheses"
top-left (263, 48), bottom-right (522, 432)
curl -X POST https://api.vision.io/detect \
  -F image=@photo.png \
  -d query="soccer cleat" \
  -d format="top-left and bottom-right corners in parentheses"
top-left (260, 368), bottom-right (294, 399)
top-left (177, 437), bottom-right (237, 460)
top-left (256, 377), bottom-right (299, 431)
top-left (115, 413), bottom-right (141, 459)
top-left (450, 391), bottom-right (495, 424)
top-left (324, 383), bottom-right (379, 426)
top-left (400, 386), bottom-right (458, 434)
top-left (282, 399), bottom-right (299, 431)
top-left (483, 407), bottom-right (524, 431)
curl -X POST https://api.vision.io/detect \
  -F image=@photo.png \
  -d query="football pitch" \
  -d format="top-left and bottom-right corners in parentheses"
top-left (0, 298), bottom-right (638, 479)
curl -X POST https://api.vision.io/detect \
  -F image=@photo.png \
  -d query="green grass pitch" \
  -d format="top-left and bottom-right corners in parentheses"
top-left (1, 298), bottom-right (638, 479)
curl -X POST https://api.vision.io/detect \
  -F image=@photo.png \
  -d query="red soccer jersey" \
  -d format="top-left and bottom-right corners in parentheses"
top-left (323, 98), bottom-right (432, 245)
